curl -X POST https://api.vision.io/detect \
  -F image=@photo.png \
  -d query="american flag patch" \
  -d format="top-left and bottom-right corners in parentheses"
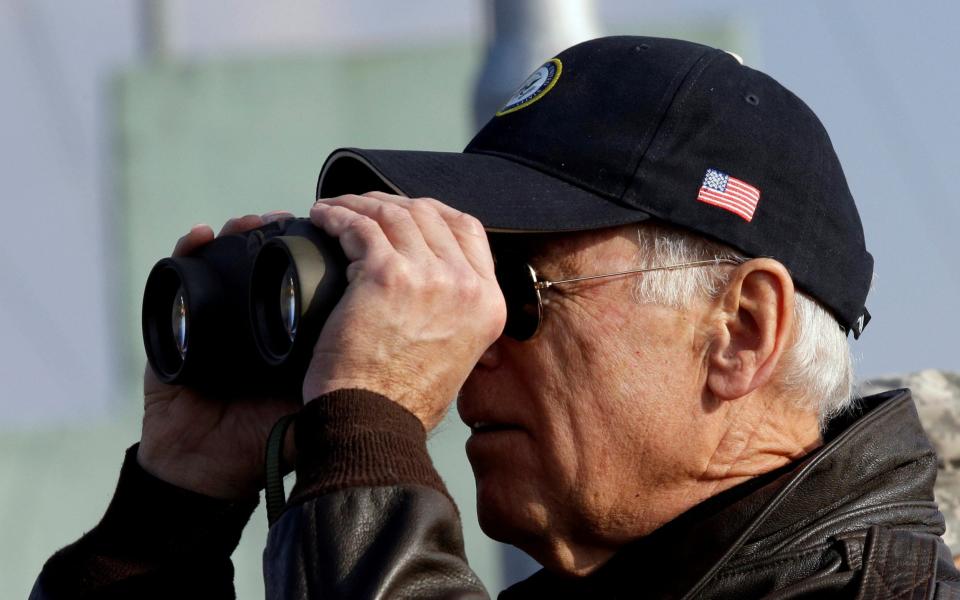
top-left (697, 169), bottom-right (761, 222)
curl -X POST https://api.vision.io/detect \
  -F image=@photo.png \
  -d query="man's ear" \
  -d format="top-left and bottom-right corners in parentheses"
top-left (706, 259), bottom-right (795, 400)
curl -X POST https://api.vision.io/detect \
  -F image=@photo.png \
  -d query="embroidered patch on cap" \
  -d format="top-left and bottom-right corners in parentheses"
top-left (496, 58), bottom-right (563, 117)
top-left (697, 168), bottom-right (761, 222)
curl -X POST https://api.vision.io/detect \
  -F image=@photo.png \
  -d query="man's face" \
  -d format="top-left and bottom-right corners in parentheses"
top-left (458, 226), bottom-right (716, 559)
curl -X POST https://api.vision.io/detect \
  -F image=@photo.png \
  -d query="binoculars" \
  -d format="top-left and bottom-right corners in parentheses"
top-left (142, 218), bottom-right (347, 394)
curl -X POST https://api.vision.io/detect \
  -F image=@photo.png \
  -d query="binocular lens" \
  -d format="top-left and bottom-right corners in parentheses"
top-left (143, 263), bottom-right (190, 381)
top-left (172, 287), bottom-right (189, 359)
top-left (281, 265), bottom-right (299, 343)
top-left (250, 231), bottom-right (346, 368)
top-left (250, 241), bottom-right (297, 363)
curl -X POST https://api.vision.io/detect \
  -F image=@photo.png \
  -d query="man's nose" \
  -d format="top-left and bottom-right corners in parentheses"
top-left (476, 338), bottom-right (503, 369)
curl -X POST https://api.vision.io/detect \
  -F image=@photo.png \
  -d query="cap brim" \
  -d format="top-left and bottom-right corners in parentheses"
top-left (317, 148), bottom-right (650, 233)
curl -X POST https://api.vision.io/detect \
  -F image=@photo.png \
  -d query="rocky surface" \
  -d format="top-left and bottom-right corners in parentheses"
top-left (859, 369), bottom-right (960, 553)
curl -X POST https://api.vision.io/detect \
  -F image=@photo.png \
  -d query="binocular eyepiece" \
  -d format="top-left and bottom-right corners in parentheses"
top-left (142, 218), bottom-right (347, 394)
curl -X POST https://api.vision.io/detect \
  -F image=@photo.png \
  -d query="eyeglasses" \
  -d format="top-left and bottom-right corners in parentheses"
top-left (494, 257), bottom-right (741, 341)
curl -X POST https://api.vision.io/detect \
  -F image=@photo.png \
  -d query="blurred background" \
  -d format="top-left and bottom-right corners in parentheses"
top-left (2, 0), bottom-right (958, 597)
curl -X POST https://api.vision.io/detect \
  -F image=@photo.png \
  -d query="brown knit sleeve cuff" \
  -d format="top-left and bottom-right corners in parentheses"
top-left (99, 444), bottom-right (257, 559)
top-left (288, 389), bottom-right (450, 507)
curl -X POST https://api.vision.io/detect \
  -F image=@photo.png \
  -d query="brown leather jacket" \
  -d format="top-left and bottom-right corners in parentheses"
top-left (32, 389), bottom-right (960, 599)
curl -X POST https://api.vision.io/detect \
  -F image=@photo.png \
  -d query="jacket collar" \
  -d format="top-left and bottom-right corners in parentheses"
top-left (501, 390), bottom-right (942, 599)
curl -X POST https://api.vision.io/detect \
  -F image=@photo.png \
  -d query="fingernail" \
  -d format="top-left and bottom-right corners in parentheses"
top-left (191, 223), bottom-right (210, 232)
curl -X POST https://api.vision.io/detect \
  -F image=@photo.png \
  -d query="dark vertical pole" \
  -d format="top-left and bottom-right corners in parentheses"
top-left (472, 0), bottom-right (601, 589)
top-left (139, 0), bottom-right (168, 62)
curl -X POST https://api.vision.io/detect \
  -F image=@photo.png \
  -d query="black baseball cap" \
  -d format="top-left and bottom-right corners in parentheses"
top-left (317, 36), bottom-right (873, 337)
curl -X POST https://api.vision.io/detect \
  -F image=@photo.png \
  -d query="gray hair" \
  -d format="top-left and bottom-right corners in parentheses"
top-left (629, 223), bottom-right (854, 428)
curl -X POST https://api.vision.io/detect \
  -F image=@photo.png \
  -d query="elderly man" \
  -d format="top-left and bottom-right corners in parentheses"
top-left (33, 37), bottom-right (960, 598)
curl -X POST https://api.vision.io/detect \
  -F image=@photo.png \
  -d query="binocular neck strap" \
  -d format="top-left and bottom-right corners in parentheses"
top-left (265, 413), bottom-right (298, 526)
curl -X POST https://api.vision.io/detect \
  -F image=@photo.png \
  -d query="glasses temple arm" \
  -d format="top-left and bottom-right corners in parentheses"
top-left (534, 259), bottom-right (740, 290)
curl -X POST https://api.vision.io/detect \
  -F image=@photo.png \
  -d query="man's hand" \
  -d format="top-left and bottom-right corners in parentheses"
top-left (138, 213), bottom-right (302, 500)
top-left (137, 194), bottom-right (504, 497)
top-left (305, 192), bottom-right (506, 431)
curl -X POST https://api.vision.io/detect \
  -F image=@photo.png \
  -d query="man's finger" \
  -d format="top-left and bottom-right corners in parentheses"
top-left (172, 224), bottom-right (214, 257)
top-left (262, 210), bottom-right (295, 224)
top-left (364, 194), bottom-right (470, 266)
top-left (409, 198), bottom-right (496, 277)
top-left (310, 203), bottom-right (394, 264)
top-left (218, 214), bottom-right (264, 236)
top-left (317, 195), bottom-right (432, 259)
top-left (358, 192), bottom-right (494, 276)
